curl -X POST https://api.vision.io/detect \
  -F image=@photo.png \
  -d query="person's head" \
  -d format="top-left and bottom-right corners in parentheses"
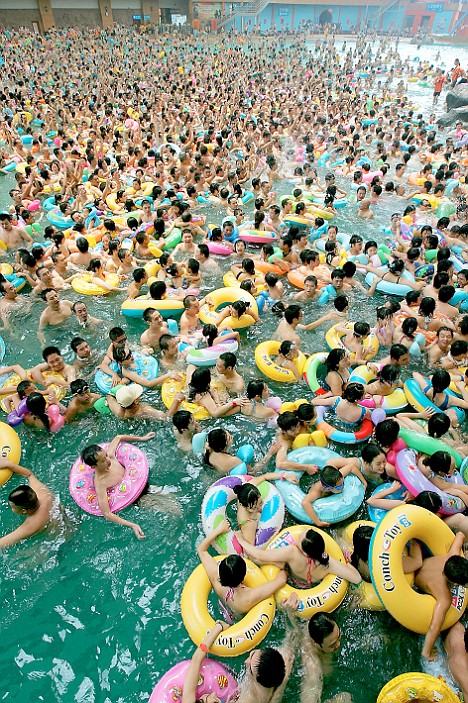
top-left (277, 410), bottom-right (301, 437)
top-left (300, 529), bottom-right (330, 565)
top-left (233, 481), bottom-right (263, 512)
top-left (389, 344), bottom-right (410, 367)
top-left (172, 409), bottom-right (197, 434)
top-left (411, 490), bottom-right (442, 513)
top-left (244, 648), bottom-right (286, 691)
top-left (218, 553), bottom-right (247, 588)
top-left (422, 451), bottom-right (454, 478)
top-left (42, 345), bottom-right (63, 370)
top-left (320, 465), bottom-right (345, 493)
top-left (216, 352), bottom-right (237, 375)
top-left (25, 392), bottom-right (50, 429)
top-left (159, 334), bottom-right (178, 354)
top-left (70, 379), bottom-right (91, 402)
top-left (72, 300), bottom-right (89, 322)
top-left (109, 326), bottom-right (127, 347)
top-left (438, 285), bottom-right (455, 303)
top-left (183, 294), bottom-right (199, 314)
top-left (284, 304), bottom-right (302, 325)
top-left (189, 367), bottom-right (212, 397)
top-left (70, 336), bottom-right (91, 359)
top-left (353, 322), bottom-right (370, 340)
top-left (401, 316), bottom-right (418, 339)
top-left (450, 339), bottom-right (468, 361)
top-left (324, 348), bottom-right (348, 372)
top-left (295, 402), bottom-right (317, 425)
top-left (8, 484), bottom-right (40, 515)
top-left (143, 308), bottom-right (164, 327)
top-left (115, 383), bottom-right (144, 409)
top-left (444, 556), bottom-right (468, 586)
top-left (278, 340), bottom-right (298, 360)
top-left (247, 379), bottom-right (269, 401)
top-left (41, 287), bottom-right (60, 307)
top-left (437, 326), bottom-right (454, 347)
top-left (351, 525), bottom-right (374, 566)
top-left (374, 418), bottom-right (400, 449)
top-left (361, 442), bottom-right (387, 474)
top-left (307, 613), bottom-right (341, 653)
top-left (427, 412), bottom-right (451, 439)
top-left (81, 444), bottom-right (110, 471)
top-left (431, 368), bottom-right (451, 394)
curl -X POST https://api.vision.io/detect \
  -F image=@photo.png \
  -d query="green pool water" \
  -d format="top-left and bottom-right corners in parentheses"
top-left (2, 39), bottom-right (468, 701)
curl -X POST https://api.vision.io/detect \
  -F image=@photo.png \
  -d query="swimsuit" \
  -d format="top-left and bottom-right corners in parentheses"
top-left (290, 544), bottom-right (319, 588)
top-left (218, 587), bottom-right (241, 625)
top-left (332, 398), bottom-right (366, 428)
top-left (423, 384), bottom-right (450, 411)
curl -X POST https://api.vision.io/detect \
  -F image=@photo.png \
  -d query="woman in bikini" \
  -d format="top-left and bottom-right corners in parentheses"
top-left (237, 528), bottom-right (361, 588)
top-left (197, 519), bottom-right (287, 624)
top-left (319, 349), bottom-right (351, 396)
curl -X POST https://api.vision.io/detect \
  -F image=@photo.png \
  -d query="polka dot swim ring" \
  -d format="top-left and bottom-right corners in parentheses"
top-left (69, 442), bottom-right (149, 515)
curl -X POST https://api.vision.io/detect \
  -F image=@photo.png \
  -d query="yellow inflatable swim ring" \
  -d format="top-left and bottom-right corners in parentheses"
top-left (199, 287), bottom-right (258, 331)
top-left (325, 322), bottom-right (379, 361)
top-left (161, 375), bottom-right (224, 421)
top-left (370, 505), bottom-right (467, 633)
top-left (261, 525), bottom-right (348, 620)
top-left (71, 273), bottom-right (120, 296)
top-left (222, 270), bottom-right (267, 294)
top-left (0, 370), bottom-right (67, 413)
top-left (278, 400), bottom-right (328, 448)
top-left (377, 673), bottom-right (459, 703)
top-left (0, 422), bottom-right (21, 487)
top-left (255, 340), bottom-right (306, 383)
top-left (181, 555), bottom-right (275, 657)
top-left (341, 520), bottom-right (414, 611)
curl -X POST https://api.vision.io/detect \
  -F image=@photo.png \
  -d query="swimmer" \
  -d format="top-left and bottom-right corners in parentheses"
top-left (301, 464), bottom-right (367, 528)
top-left (72, 300), bottom-right (102, 329)
top-left (80, 432), bottom-right (156, 539)
top-left (0, 459), bottom-right (55, 549)
top-left (172, 410), bottom-right (201, 452)
top-left (414, 531), bottom-right (467, 660)
top-left (215, 352), bottom-right (245, 395)
top-left (38, 288), bottom-right (73, 340)
top-left (197, 518), bottom-right (287, 622)
top-left (444, 623), bottom-right (468, 700)
top-left (237, 527), bottom-right (361, 587)
top-left (203, 428), bottom-right (278, 474)
top-left (64, 379), bottom-right (101, 422)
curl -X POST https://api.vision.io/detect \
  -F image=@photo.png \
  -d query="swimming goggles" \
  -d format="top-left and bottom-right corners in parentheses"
top-left (321, 478), bottom-right (345, 492)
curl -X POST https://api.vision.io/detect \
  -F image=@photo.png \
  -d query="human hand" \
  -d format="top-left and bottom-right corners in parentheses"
top-left (132, 523), bottom-right (146, 540)
top-left (217, 519), bottom-right (231, 534)
top-left (306, 464), bottom-right (319, 475)
top-left (281, 592), bottom-right (300, 611)
top-left (391, 480), bottom-right (402, 490)
top-left (316, 520), bottom-right (330, 528)
top-left (111, 373), bottom-right (122, 387)
top-left (277, 569), bottom-right (287, 585)
top-left (268, 441), bottom-right (281, 456)
top-left (140, 432), bottom-right (156, 441)
top-left (284, 473), bottom-right (300, 484)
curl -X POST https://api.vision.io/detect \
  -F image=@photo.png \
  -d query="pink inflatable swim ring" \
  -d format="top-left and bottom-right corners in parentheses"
top-left (238, 231), bottom-right (276, 245)
top-left (149, 659), bottom-right (238, 703)
top-left (395, 448), bottom-right (466, 516)
top-left (207, 241), bottom-right (232, 256)
top-left (69, 442), bottom-right (149, 516)
top-left (386, 438), bottom-right (407, 466)
top-left (362, 170), bottom-right (383, 183)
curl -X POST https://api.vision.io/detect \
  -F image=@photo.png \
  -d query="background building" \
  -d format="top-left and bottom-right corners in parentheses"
top-left (0, 0), bottom-right (466, 38)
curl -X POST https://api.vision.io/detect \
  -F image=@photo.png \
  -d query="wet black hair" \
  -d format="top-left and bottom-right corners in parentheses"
top-left (218, 554), bottom-right (247, 588)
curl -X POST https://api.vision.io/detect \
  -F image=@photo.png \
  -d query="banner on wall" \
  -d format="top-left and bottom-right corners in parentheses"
top-left (278, 6), bottom-right (290, 16)
top-left (193, 2), bottom-right (222, 19)
top-left (426, 2), bottom-right (444, 11)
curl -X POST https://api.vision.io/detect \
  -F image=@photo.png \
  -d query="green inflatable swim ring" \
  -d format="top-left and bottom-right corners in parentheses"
top-left (93, 385), bottom-right (122, 415)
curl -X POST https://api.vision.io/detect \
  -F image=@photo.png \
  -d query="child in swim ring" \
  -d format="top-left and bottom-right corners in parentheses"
top-left (301, 464), bottom-right (367, 528)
